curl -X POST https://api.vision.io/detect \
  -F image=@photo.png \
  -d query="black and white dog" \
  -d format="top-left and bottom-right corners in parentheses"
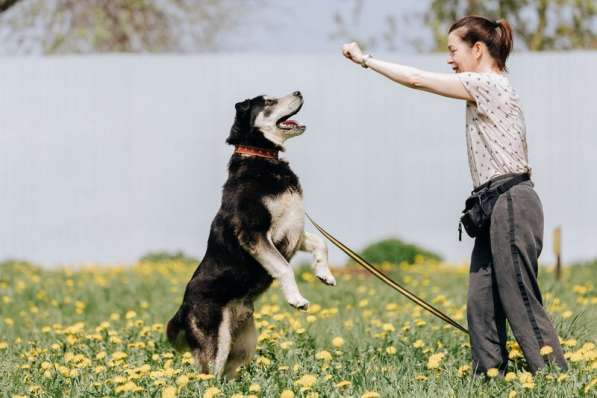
top-left (166, 91), bottom-right (336, 378)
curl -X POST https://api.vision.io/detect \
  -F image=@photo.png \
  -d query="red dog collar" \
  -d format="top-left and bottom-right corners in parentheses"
top-left (234, 145), bottom-right (279, 160)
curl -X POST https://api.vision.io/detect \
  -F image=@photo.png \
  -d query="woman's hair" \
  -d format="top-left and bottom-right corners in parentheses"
top-left (449, 16), bottom-right (513, 71)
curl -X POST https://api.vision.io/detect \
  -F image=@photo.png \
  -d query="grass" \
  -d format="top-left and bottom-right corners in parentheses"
top-left (0, 257), bottom-right (595, 397)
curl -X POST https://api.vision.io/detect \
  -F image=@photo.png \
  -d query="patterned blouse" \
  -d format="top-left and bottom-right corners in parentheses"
top-left (457, 72), bottom-right (531, 188)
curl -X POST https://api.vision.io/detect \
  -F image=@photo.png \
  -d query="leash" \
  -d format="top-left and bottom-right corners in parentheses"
top-left (306, 213), bottom-right (469, 335)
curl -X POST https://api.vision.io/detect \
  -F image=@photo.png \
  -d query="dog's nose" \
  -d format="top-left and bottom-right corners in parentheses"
top-left (293, 91), bottom-right (302, 98)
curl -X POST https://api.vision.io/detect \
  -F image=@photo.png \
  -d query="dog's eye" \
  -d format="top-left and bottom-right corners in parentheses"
top-left (264, 99), bottom-right (275, 106)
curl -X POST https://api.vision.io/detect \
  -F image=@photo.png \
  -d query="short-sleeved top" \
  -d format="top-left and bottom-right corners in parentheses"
top-left (457, 72), bottom-right (530, 188)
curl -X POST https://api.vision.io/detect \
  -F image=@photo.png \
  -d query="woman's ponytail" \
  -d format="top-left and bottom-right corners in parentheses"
top-left (494, 19), bottom-right (513, 71)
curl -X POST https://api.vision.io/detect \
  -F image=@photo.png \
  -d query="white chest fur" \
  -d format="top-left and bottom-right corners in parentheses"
top-left (263, 190), bottom-right (305, 251)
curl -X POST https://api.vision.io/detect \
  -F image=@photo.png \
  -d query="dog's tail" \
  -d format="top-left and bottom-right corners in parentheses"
top-left (166, 307), bottom-right (188, 351)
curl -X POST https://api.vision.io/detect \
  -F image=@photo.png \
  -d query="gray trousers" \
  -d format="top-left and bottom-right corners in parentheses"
top-left (467, 179), bottom-right (568, 374)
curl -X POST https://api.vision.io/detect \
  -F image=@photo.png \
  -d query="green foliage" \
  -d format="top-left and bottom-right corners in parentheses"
top-left (356, 237), bottom-right (443, 266)
top-left (139, 250), bottom-right (198, 264)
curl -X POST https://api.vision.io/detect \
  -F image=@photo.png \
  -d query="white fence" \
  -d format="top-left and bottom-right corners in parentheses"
top-left (1, 52), bottom-right (595, 267)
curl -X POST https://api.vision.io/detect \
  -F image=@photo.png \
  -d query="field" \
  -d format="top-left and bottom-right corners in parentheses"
top-left (0, 257), bottom-right (595, 397)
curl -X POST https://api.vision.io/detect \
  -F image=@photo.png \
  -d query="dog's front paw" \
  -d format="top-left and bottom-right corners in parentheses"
top-left (288, 296), bottom-right (310, 311)
top-left (315, 269), bottom-right (336, 286)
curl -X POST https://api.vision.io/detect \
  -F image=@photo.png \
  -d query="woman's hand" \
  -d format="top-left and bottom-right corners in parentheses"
top-left (342, 42), bottom-right (364, 65)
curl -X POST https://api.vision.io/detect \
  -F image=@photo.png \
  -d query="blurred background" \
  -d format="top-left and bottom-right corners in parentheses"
top-left (1, 0), bottom-right (595, 267)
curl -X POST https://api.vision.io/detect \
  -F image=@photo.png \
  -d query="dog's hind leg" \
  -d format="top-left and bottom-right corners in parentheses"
top-left (187, 313), bottom-right (217, 374)
top-left (222, 314), bottom-right (257, 378)
top-left (213, 306), bottom-right (233, 377)
top-left (299, 231), bottom-right (336, 286)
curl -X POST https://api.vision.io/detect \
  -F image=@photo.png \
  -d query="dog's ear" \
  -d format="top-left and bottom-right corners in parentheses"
top-left (227, 99), bottom-right (252, 145)
top-left (234, 99), bottom-right (251, 113)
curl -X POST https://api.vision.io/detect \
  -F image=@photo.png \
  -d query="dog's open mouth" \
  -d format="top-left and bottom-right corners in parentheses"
top-left (276, 104), bottom-right (305, 130)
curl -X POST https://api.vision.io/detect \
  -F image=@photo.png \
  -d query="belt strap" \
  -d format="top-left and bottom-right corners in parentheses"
top-left (494, 173), bottom-right (530, 194)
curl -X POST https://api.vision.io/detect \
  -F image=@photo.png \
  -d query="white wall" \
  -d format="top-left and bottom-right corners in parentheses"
top-left (0, 52), bottom-right (595, 267)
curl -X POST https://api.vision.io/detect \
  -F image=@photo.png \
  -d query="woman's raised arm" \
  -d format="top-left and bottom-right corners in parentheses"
top-left (342, 42), bottom-right (473, 101)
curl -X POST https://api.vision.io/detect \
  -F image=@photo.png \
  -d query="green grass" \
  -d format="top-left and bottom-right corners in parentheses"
top-left (0, 258), bottom-right (595, 397)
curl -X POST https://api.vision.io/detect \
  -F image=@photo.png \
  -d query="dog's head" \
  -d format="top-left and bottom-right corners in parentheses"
top-left (226, 91), bottom-right (305, 150)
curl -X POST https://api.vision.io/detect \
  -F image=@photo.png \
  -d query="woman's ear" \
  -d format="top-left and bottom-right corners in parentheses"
top-left (472, 41), bottom-right (483, 60)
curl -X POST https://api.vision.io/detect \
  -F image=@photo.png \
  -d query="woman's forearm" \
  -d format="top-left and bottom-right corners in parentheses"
top-left (365, 58), bottom-right (422, 89)
top-left (365, 57), bottom-right (472, 101)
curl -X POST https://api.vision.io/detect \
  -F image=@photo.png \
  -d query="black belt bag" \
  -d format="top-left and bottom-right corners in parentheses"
top-left (458, 173), bottom-right (530, 240)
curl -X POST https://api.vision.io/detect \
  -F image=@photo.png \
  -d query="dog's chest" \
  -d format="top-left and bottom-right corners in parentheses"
top-left (263, 190), bottom-right (304, 252)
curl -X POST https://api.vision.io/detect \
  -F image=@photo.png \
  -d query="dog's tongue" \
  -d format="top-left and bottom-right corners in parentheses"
top-left (280, 119), bottom-right (298, 127)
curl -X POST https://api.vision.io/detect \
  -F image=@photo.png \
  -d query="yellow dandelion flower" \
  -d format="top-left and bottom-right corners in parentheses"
top-left (294, 374), bottom-right (317, 388)
top-left (249, 383), bottom-right (261, 392)
top-left (415, 374), bottom-right (428, 381)
top-left (335, 380), bottom-right (352, 388)
top-left (280, 390), bottom-right (294, 398)
top-left (504, 372), bottom-right (517, 382)
top-left (315, 351), bottom-right (332, 361)
top-left (256, 356), bottom-right (271, 366)
top-left (0, 342), bottom-right (8, 350)
top-left (332, 337), bottom-right (344, 348)
top-left (508, 391), bottom-right (517, 398)
top-left (540, 345), bottom-right (553, 356)
top-left (486, 368), bottom-right (499, 378)
top-left (361, 392), bottom-right (380, 398)
top-left (115, 381), bottom-right (143, 393)
top-left (176, 375), bottom-right (189, 387)
top-left (125, 310), bottom-right (137, 319)
top-left (457, 365), bottom-right (470, 377)
top-left (386, 346), bottom-right (397, 355)
top-left (413, 340), bottom-right (425, 348)
top-left (203, 387), bottom-right (221, 398)
top-left (427, 352), bottom-right (445, 369)
top-left (557, 374), bottom-right (569, 382)
top-left (162, 386), bottom-right (177, 398)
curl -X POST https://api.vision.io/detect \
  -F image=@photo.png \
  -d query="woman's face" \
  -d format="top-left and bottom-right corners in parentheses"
top-left (447, 29), bottom-right (476, 73)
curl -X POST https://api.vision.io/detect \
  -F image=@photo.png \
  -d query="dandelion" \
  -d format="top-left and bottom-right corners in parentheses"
top-left (280, 390), bottom-right (294, 398)
top-left (486, 368), bottom-right (499, 378)
top-left (332, 337), bottom-right (344, 348)
top-left (361, 392), bottom-right (380, 398)
top-left (125, 310), bottom-right (137, 319)
top-left (295, 374), bottom-right (317, 388)
top-left (0, 342), bottom-right (8, 350)
top-left (162, 386), bottom-right (177, 398)
top-left (115, 381), bottom-right (143, 393)
top-left (540, 345), bottom-right (553, 356)
top-left (415, 374), bottom-right (428, 381)
top-left (175, 375), bottom-right (189, 387)
top-left (336, 380), bottom-right (352, 389)
top-left (386, 346), bottom-right (397, 355)
top-left (203, 387), bottom-right (221, 398)
top-left (508, 391), bottom-right (517, 398)
top-left (427, 352), bottom-right (445, 369)
top-left (315, 351), bottom-right (332, 361)
top-left (457, 365), bottom-right (470, 377)
top-left (504, 372), bottom-right (517, 382)
top-left (413, 340), bottom-right (425, 348)
top-left (249, 384), bottom-right (261, 393)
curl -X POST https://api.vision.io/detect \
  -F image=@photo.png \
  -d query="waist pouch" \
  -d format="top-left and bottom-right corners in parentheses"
top-left (458, 173), bottom-right (530, 240)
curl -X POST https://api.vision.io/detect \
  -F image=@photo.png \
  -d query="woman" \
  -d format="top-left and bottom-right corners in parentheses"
top-left (342, 16), bottom-right (567, 375)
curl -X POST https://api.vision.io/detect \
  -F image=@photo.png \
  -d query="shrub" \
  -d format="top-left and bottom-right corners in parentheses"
top-left (355, 237), bottom-right (442, 266)
top-left (139, 250), bottom-right (198, 263)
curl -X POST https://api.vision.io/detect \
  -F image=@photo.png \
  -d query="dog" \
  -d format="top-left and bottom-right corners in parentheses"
top-left (166, 91), bottom-right (336, 378)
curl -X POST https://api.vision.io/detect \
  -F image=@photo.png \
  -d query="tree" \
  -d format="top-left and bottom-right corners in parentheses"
top-left (425, 0), bottom-right (596, 51)
top-left (0, 0), bottom-right (264, 54)
top-left (332, 0), bottom-right (596, 52)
